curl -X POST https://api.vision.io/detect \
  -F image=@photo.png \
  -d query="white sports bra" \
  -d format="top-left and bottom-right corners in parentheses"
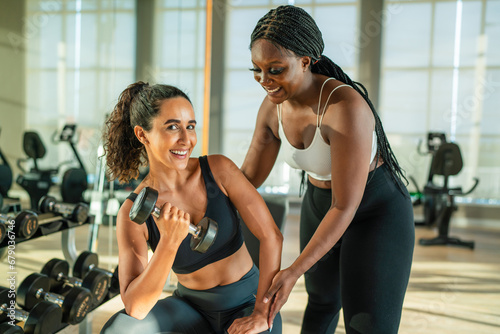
top-left (277, 78), bottom-right (378, 181)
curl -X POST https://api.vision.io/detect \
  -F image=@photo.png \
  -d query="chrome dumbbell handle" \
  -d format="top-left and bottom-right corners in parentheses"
top-left (36, 289), bottom-right (63, 308)
top-left (151, 206), bottom-right (201, 238)
top-left (0, 303), bottom-right (30, 323)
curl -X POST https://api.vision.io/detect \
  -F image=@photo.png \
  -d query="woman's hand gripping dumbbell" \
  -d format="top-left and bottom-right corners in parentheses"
top-left (129, 187), bottom-right (217, 253)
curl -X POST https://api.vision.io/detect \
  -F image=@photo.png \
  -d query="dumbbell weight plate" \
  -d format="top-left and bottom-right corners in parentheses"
top-left (72, 204), bottom-right (89, 224)
top-left (73, 251), bottom-right (119, 299)
top-left (73, 251), bottom-right (98, 278)
top-left (24, 301), bottom-right (63, 334)
top-left (0, 324), bottom-right (24, 333)
top-left (38, 196), bottom-right (56, 214)
top-left (190, 217), bottom-right (218, 253)
top-left (89, 266), bottom-right (120, 298)
top-left (81, 270), bottom-right (109, 306)
top-left (61, 168), bottom-right (87, 204)
top-left (60, 287), bottom-right (92, 325)
top-left (0, 223), bottom-right (5, 244)
top-left (17, 273), bottom-right (52, 310)
top-left (93, 266), bottom-right (120, 297)
top-left (15, 210), bottom-right (38, 239)
top-left (41, 259), bottom-right (69, 291)
top-left (129, 187), bottom-right (158, 224)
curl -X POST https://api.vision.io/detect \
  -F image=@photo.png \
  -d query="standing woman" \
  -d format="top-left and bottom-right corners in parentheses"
top-left (100, 82), bottom-right (283, 334)
top-left (240, 5), bottom-right (414, 334)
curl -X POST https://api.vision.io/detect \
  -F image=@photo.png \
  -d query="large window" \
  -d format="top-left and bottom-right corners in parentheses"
top-left (153, 0), bottom-right (207, 158)
top-left (25, 0), bottom-right (136, 173)
top-left (25, 0), bottom-right (208, 176)
top-left (380, 0), bottom-right (500, 200)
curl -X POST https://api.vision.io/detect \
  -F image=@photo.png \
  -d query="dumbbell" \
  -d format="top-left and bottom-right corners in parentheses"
top-left (0, 287), bottom-right (62, 334)
top-left (129, 187), bottom-right (218, 253)
top-left (0, 211), bottom-right (39, 239)
top-left (38, 196), bottom-right (89, 224)
top-left (72, 251), bottom-right (120, 298)
top-left (41, 258), bottom-right (109, 307)
top-left (0, 323), bottom-right (23, 333)
top-left (0, 223), bottom-right (5, 244)
top-left (17, 273), bottom-right (92, 325)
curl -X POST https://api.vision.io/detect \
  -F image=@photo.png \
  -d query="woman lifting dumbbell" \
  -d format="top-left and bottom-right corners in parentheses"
top-left (100, 82), bottom-right (283, 334)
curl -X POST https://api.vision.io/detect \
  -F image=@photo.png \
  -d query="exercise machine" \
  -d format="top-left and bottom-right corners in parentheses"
top-left (53, 124), bottom-right (88, 204)
top-left (0, 132), bottom-right (13, 200)
top-left (410, 134), bottom-right (479, 249)
top-left (0, 128), bottom-right (21, 213)
top-left (16, 125), bottom-right (88, 209)
top-left (16, 131), bottom-right (58, 209)
top-left (409, 132), bottom-right (448, 226)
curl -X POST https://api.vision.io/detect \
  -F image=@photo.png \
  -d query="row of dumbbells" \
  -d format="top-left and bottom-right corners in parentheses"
top-left (0, 196), bottom-right (90, 244)
top-left (0, 251), bottom-right (119, 333)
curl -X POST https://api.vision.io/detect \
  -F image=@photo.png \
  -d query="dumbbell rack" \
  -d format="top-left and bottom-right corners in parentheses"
top-left (0, 211), bottom-right (97, 333)
top-left (0, 213), bottom-right (94, 260)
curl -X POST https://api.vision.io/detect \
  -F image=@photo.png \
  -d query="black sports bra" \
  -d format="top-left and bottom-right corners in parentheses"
top-left (126, 156), bottom-right (244, 274)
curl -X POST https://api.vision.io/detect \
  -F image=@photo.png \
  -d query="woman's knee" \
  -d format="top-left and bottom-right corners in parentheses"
top-left (100, 310), bottom-right (161, 334)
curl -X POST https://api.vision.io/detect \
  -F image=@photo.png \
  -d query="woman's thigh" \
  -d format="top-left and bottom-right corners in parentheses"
top-left (340, 189), bottom-right (414, 333)
top-left (100, 295), bottom-right (213, 334)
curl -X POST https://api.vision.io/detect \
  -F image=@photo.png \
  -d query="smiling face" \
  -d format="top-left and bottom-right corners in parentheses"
top-left (135, 96), bottom-right (197, 171)
top-left (250, 39), bottom-right (311, 104)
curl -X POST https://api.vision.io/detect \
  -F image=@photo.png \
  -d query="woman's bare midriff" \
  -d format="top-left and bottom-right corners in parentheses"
top-left (309, 157), bottom-right (384, 190)
top-left (175, 244), bottom-right (254, 290)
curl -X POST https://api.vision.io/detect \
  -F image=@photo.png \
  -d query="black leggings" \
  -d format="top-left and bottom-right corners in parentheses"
top-left (300, 164), bottom-right (415, 334)
top-left (100, 265), bottom-right (282, 334)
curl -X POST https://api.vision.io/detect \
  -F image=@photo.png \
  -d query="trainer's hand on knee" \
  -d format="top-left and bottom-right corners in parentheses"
top-left (157, 202), bottom-right (190, 246)
top-left (227, 313), bottom-right (268, 334)
top-left (264, 267), bottom-right (300, 328)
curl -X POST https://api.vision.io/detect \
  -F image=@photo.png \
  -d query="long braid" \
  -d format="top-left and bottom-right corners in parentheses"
top-left (250, 5), bottom-right (408, 192)
top-left (313, 55), bottom-right (408, 189)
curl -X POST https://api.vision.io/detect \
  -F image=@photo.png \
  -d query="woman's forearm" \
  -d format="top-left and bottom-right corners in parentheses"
top-left (253, 233), bottom-right (283, 315)
top-left (122, 239), bottom-right (178, 319)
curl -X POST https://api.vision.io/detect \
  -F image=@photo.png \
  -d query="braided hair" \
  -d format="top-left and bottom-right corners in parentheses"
top-left (102, 81), bottom-right (191, 183)
top-left (250, 5), bottom-right (408, 191)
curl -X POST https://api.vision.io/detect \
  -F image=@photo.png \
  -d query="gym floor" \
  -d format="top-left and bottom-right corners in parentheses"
top-left (1, 199), bottom-right (499, 333)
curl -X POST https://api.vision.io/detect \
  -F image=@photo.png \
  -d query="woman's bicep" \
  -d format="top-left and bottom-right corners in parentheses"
top-left (215, 156), bottom-right (281, 241)
top-left (116, 202), bottom-right (149, 295)
top-left (234, 187), bottom-right (281, 242)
